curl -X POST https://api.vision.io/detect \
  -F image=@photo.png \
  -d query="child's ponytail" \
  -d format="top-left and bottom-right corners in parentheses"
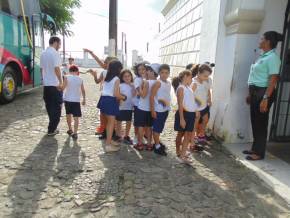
top-left (191, 64), bottom-right (200, 78)
top-left (172, 70), bottom-right (192, 92)
top-left (172, 76), bottom-right (181, 92)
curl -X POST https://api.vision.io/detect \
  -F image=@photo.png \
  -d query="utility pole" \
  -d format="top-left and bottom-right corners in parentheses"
top-left (121, 32), bottom-right (124, 64)
top-left (109, 0), bottom-right (117, 57)
top-left (125, 34), bottom-right (127, 68)
top-left (62, 29), bottom-right (66, 63)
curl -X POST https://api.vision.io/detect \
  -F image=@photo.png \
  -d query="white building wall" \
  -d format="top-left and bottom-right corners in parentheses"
top-left (259, 0), bottom-right (287, 54)
top-left (199, 0), bottom-right (221, 64)
top-left (208, 0), bottom-right (287, 143)
top-left (160, 0), bottom-right (204, 76)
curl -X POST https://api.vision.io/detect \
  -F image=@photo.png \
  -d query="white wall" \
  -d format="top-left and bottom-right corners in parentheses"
top-left (209, 0), bottom-right (288, 143)
top-left (259, 0), bottom-right (287, 55)
top-left (199, 0), bottom-right (221, 64)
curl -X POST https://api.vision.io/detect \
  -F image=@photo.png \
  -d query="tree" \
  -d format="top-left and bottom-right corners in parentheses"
top-left (40, 0), bottom-right (81, 36)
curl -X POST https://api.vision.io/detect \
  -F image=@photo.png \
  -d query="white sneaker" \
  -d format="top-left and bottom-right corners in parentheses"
top-left (133, 136), bottom-right (138, 145)
top-left (105, 145), bottom-right (120, 153)
top-left (47, 129), bottom-right (60, 136)
top-left (177, 156), bottom-right (192, 165)
top-left (112, 140), bottom-right (121, 147)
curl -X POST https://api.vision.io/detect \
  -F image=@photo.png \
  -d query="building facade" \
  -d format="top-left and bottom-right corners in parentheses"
top-left (161, 0), bottom-right (290, 144)
top-left (160, 0), bottom-right (204, 73)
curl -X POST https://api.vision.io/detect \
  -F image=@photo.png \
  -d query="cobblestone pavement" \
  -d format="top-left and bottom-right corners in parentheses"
top-left (0, 74), bottom-right (290, 218)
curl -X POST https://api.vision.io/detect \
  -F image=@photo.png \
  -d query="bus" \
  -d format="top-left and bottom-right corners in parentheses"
top-left (0, 0), bottom-right (55, 103)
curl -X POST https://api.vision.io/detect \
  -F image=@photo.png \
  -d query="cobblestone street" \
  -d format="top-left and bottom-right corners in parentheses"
top-left (0, 74), bottom-right (290, 218)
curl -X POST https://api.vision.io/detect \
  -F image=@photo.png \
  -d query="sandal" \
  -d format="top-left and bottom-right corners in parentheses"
top-left (180, 156), bottom-right (193, 165)
top-left (67, 130), bottom-right (73, 135)
top-left (146, 144), bottom-right (154, 151)
top-left (134, 143), bottom-right (144, 151)
top-left (246, 155), bottom-right (263, 161)
top-left (243, 150), bottom-right (255, 155)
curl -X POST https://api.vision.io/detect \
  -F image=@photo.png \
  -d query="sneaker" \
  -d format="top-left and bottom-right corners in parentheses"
top-left (95, 126), bottom-right (105, 135)
top-left (146, 144), bottom-right (154, 151)
top-left (72, 133), bottom-right (78, 140)
top-left (67, 130), bottom-right (73, 135)
top-left (154, 146), bottom-right (167, 156)
top-left (160, 143), bottom-right (167, 151)
top-left (111, 140), bottom-right (121, 147)
top-left (133, 136), bottom-right (138, 145)
top-left (123, 136), bottom-right (133, 145)
top-left (105, 145), bottom-right (120, 153)
top-left (134, 143), bottom-right (144, 151)
top-left (198, 136), bottom-right (207, 144)
top-left (179, 156), bottom-right (192, 165)
top-left (99, 131), bottom-right (106, 140)
top-left (113, 135), bottom-right (122, 142)
top-left (47, 130), bottom-right (60, 136)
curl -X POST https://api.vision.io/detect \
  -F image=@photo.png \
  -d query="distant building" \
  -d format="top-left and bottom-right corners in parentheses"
top-left (144, 23), bottom-right (163, 63)
top-left (132, 50), bottom-right (144, 66)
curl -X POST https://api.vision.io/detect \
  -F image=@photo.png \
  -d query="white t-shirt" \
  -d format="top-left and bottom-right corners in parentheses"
top-left (40, 47), bottom-right (62, 86)
top-left (192, 77), bottom-right (212, 111)
top-left (102, 76), bottom-right (119, 97)
top-left (177, 84), bottom-right (198, 112)
top-left (63, 75), bottom-right (83, 103)
top-left (101, 70), bottom-right (107, 80)
top-left (155, 80), bottom-right (171, 112)
top-left (119, 83), bottom-right (134, 111)
top-left (138, 80), bottom-right (156, 111)
top-left (133, 77), bottom-right (143, 106)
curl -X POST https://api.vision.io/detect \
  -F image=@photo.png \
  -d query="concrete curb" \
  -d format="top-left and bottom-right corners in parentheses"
top-left (223, 143), bottom-right (290, 206)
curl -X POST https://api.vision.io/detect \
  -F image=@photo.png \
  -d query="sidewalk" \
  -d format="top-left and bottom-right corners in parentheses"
top-left (224, 143), bottom-right (290, 206)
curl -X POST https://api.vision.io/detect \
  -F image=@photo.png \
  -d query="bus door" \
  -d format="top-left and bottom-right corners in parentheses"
top-left (31, 13), bottom-right (43, 87)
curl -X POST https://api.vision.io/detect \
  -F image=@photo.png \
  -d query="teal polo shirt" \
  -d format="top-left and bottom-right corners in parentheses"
top-left (248, 49), bottom-right (281, 87)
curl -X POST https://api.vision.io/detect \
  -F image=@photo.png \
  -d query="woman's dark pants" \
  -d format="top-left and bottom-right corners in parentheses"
top-left (249, 85), bottom-right (274, 159)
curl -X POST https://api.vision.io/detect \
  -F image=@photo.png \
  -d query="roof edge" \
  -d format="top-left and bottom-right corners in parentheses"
top-left (161, 0), bottom-right (178, 16)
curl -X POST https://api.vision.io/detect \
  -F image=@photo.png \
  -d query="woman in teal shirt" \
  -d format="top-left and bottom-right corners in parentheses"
top-left (244, 31), bottom-right (283, 161)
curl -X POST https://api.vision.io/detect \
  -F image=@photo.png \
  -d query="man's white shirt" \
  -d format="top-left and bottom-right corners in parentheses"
top-left (40, 47), bottom-right (62, 86)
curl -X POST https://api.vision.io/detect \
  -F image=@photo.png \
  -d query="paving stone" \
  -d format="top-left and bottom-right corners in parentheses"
top-left (0, 74), bottom-right (289, 217)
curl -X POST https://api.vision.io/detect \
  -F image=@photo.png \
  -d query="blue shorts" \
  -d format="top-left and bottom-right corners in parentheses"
top-left (134, 108), bottom-right (153, 127)
top-left (97, 96), bottom-right (119, 116)
top-left (174, 111), bottom-right (195, 132)
top-left (64, 101), bottom-right (82, 117)
top-left (116, 110), bottom-right (133, 121)
top-left (153, 111), bottom-right (169, 133)
top-left (199, 106), bottom-right (210, 123)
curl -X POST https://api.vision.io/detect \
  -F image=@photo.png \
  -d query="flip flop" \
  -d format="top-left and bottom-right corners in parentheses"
top-left (243, 150), bottom-right (255, 155)
top-left (246, 155), bottom-right (263, 161)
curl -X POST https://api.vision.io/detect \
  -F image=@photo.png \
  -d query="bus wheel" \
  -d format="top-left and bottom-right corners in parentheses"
top-left (0, 66), bottom-right (17, 104)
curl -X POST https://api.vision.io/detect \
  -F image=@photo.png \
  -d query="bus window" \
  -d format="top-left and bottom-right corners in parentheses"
top-left (0, 0), bottom-right (11, 14)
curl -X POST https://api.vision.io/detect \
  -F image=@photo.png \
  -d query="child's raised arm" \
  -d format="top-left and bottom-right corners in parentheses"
top-left (150, 81), bottom-right (161, 119)
top-left (83, 49), bottom-right (106, 69)
top-left (81, 82), bottom-right (86, 106)
top-left (88, 69), bottom-right (104, 84)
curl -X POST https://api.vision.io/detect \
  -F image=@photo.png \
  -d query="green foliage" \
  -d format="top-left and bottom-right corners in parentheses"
top-left (40, 0), bottom-right (81, 36)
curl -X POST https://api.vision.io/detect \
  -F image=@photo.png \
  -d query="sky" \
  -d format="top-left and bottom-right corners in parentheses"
top-left (63, 0), bottom-right (168, 61)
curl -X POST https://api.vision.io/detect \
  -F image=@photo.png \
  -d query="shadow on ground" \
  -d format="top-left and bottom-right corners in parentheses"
top-left (7, 136), bottom-right (58, 218)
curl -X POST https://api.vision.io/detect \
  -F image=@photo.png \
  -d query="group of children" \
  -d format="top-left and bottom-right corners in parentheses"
top-left (61, 49), bottom-right (213, 164)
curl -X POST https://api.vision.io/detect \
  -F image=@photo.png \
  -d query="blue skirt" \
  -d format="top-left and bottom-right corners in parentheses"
top-left (174, 111), bottom-right (195, 132)
top-left (97, 96), bottom-right (120, 116)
